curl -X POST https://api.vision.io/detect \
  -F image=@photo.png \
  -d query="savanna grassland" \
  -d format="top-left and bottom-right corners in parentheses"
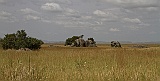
top-left (0, 44), bottom-right (160, 81)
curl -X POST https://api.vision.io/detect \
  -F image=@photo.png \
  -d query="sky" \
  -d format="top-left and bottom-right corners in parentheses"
top-left (0, 0), bottom-right (159, 42)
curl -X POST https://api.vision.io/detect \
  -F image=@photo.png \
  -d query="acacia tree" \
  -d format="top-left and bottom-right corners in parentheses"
top-left (1, 30), bottom-right (44, 50)
top-left (65, 36), bottom-right (79, 46)
top-left (25, 37), bottom-right (44, 50)
top-left (88, 38), bottom-right (94, 42)
top-left (14, 30), bottom-right (27, 49)
top-left (1, 33), bottom-right (16, 49)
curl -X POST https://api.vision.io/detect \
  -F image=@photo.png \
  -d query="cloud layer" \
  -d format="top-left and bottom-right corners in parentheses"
top-left (0, 0), bottom-right (159, 42)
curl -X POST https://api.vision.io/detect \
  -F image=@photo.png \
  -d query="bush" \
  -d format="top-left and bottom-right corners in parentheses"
top-left (1, 30), bottom-right (44, 50)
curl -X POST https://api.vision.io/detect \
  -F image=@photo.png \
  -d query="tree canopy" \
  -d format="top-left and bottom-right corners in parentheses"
top-left (1, 30), bottom-right (44, 50)
top-left (65, 36), bottom-right (79, 46)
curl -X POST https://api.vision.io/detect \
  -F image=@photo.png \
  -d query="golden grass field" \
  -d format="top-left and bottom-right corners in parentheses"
top-left (0, 44), bottom-right (160, 81)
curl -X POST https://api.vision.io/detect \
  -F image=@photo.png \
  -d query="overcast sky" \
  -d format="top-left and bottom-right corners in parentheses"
top-left (0, 0), bottom-right (159, 42)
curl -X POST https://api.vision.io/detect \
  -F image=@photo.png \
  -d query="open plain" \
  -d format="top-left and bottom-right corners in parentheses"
top-left (0, 44), bottom-right (160, 81)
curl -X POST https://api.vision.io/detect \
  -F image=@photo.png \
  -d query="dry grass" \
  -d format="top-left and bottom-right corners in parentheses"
top-left (0, 44), bottom-right (160, 81)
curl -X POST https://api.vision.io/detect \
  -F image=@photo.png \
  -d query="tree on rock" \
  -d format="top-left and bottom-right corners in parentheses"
top-left (65, 36), bottom-right (79, 46)
top-left (1, 30), bottom-right (44, 50)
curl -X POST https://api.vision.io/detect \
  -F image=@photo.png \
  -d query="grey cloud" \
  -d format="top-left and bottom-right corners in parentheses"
top-left (109, 28), bottom-right (120, 32)
top-left (93, 10), bottom-right (107, 17)
top-left (0, 11), bottom-right (17, 22)
top-left (20, 8), bottom-right (40, 14)
top-left (123, 18), bottom-right (142, 24)
top-left (123, 4), bottom-right (159, 10)
top-left (128, 26), bottom-right (143, 31)
top-left (25, 15), bottom-right (41, 21)
top-left (55, 21), bottom-right (92, 27)
top-left (102, 0), bottom-right (159, 10)
top-left (36, 0), bottom-right (71, 4)
top-left (65, 8), bottom-right (79, 13)
top-left (91, 9), bottom-right (120, 25)
top-left (102, 0), bottom-right (158, 5)
top-left (41, 2), bottom-right (63, 12)
top-left (64, 8), bottom-right (81, 19)
top-left (81, 16), bottom-right (93, 20)
top-left (0, 11), bottom-right (11, 17)
top-left (93, 10), bottom-right (117, 18)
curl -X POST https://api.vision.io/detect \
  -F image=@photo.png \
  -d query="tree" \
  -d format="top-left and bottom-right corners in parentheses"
top-left (65, 36), bottom-right (79, 46)
top-left (25, 37), bottom-right (44, 50)
top-left (1, 30), bottom-right (44, 50)
top-left (1, 33), bottom-right (16, 49)
top-left (88, 38), bottom-right (94, 42)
